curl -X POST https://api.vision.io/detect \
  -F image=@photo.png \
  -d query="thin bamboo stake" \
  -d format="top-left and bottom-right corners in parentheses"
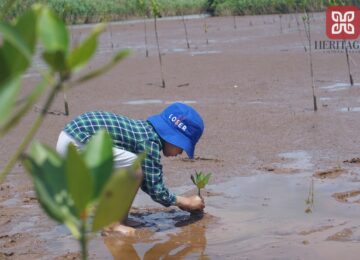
top-left (345, 41), bottom-right (354, 86)
top-left (154, 16), bottom-right (165, 88)
top-left (181, 14), bottom-right (190, 49)
top-left (303, 12), bottom-right (317, 112)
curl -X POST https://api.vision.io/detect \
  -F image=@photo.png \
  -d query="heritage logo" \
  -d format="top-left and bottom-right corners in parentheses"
top-left (326, 6), bottom-right (360, 40)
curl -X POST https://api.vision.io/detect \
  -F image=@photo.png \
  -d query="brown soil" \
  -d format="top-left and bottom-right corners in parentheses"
top-left (1, 12), bottom-right (360, 259)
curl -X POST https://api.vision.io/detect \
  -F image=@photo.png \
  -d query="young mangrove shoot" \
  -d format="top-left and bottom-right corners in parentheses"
top-left (191, 171), bottom-right (212, 197)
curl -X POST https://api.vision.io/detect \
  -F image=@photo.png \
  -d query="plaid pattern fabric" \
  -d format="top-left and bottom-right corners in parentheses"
top-left (64, 111), bottom-right (176, 206)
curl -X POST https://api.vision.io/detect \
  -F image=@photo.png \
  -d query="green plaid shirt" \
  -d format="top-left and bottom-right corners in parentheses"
top-left (64, 111), bottom-right (176, 207)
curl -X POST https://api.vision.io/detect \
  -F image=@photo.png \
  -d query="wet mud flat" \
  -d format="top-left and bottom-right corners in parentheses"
top-left (1, 12), bottom-right (360, 259)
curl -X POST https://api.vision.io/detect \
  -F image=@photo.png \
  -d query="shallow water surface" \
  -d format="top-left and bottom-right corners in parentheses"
top-left (99, 151), bottom-right (360, 259)
top-left (1, 154), bottom-right (360, 259)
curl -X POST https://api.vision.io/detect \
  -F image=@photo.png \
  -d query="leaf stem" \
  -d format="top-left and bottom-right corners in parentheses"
top-left (80, 220), bottom-right (88, 260)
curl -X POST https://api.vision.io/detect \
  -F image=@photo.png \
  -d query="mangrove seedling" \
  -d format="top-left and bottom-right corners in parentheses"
top-left (150, 0), bottom-right (166, 88)
top-left (203, 16), bottom-right (209, 45)
top-left (302, 11), bottom-right (317, 111)
top-left (191, 171), bottom-right (212, 197)
top-left (138, 0), bottom-right (149, 57)
top-left (305, 178), bottom-right (314, 213)
top-left (181, 12), bottom-right (190, 49)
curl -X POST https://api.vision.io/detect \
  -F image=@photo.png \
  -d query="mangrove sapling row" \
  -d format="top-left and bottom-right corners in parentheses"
top-left (302, 12), bottom-right (318, 112)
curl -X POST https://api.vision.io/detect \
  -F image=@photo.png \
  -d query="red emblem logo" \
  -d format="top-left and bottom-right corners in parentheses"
top-left (326, 6), bottom-right (360, 39)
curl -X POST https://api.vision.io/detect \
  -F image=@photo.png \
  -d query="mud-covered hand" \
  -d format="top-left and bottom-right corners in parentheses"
top-left (175, 195), bottom-right (205, 212)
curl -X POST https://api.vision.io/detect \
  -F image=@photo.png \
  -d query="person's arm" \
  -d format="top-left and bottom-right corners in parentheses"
top-left (139, 141), bottom-right (177, 207)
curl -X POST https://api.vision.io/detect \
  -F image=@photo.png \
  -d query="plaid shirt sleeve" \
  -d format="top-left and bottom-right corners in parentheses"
top-left (137, 140), bottom-right (176, 207)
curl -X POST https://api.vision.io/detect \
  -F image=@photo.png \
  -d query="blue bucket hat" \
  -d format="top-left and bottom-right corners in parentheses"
top-left (147, 103), bottom-right (204, 159)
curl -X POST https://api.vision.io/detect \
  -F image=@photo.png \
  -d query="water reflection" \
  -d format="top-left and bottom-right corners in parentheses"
top-left (103, 209), bottom-right (213, 259)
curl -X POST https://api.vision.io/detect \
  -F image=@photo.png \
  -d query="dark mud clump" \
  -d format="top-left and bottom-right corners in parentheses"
top-left (326, 228), bottom-right (353, 241)
top-left (313, 167), bottom-right (345, 179)
top-left (343, 158), bottom-right (360, 164)
top-left (260, 166), bottom-right (299, 174)
top-left (332, 190), bottom-right (360, 203)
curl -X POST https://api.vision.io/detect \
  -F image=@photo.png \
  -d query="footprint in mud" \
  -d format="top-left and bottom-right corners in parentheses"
top-left (102, 208), bottom-right (217, 259)
top-left (313, 167), bottom-right (346, 179)
top-left (332, 190), bottom-right (360, 203)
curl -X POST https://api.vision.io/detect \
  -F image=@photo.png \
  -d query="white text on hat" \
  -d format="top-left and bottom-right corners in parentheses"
top-left (168, 114), bottom-right (187, 132)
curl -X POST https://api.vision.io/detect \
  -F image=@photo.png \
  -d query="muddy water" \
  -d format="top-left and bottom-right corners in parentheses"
top-left (98, 150), bottom-right (360, 259)
top-left (2, 151), bottom-right (359, 259)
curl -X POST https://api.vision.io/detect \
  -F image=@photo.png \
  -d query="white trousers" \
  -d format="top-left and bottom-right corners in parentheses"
top-left (56, 131), bottom-right (138, 169)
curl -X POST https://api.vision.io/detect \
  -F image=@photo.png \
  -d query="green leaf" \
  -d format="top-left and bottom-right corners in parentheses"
top-left (66, 144), bottom-right (93, 217)
top-left (0, 6), bottom-right (40, 85)
top-left (83, 130), bottom-right (113, 199)
top-left (24, 143), bottom-right (77, 219)
top-left (0, 78), bottom-right (47, 136)
top-left (92, 155), bottom-right (144, 232)
top-left (68, 24), bottom-right (106, 71)
top-left (38, 7), bottom-right (68, 54)
top-left (0, 77), bottom-right (21, 126)
top-left (15, 7), bottom-right (39, 54)
top-left (203, 173), bottom-right (212, 184)
top-left (43, 51), bottom-right (67, 72)
top-left (0, 22), bottom-right (32, 62)
top-left (23, 142), bottom-right (80, 238)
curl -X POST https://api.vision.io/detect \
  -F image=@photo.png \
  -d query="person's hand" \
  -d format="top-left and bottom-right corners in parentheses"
top-left (175, 195), bottom-right (205, 212)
